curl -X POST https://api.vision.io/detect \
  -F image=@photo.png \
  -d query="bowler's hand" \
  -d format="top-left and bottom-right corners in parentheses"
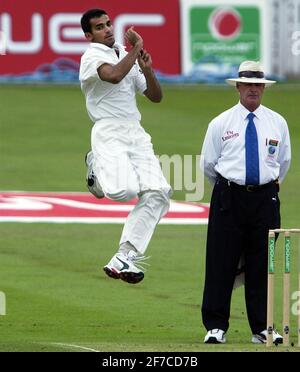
top-left (138, 49), bottom-right (152, 70)
top-left (125, 26), bottom-right (143, 49)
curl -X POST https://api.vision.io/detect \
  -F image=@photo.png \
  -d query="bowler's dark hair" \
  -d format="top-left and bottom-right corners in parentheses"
top-left (81, 9), bottom-right (107, 33)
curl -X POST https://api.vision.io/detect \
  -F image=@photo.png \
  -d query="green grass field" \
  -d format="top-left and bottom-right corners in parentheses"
top-left (0, 84), bottom-right (299, 352)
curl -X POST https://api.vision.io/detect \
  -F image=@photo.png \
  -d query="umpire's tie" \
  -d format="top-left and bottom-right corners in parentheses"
top-left (245, 112), bottom-right (260, 185)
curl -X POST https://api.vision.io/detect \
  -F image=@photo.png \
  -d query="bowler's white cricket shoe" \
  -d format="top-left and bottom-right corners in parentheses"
top-left (85, 151), bottom-right (104, 199)
top-left (204, 329), bottom-right (226, 344)
top-left (251, 329), bottom-right (283, 344)
top-left (103, 251), bottom-right (148, 284)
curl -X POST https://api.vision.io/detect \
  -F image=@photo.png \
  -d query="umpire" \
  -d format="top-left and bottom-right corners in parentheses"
top-left (200, 61), bottom-right (291, 344)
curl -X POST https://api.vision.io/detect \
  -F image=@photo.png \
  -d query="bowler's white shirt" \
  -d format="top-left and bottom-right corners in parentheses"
top-left (79, 42), bottom-right (147, 123)
top-left (201, 102), bottom-right (291, 185)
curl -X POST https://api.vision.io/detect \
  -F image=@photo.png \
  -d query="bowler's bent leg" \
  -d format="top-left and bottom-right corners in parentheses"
top-left (119, 189), bottom-right (170, 254)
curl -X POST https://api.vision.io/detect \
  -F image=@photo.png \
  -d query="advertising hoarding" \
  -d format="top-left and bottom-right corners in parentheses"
top-left (0, 0), bottom-right (180, 76)
top-left (180, 0), bottom-right (271, 75)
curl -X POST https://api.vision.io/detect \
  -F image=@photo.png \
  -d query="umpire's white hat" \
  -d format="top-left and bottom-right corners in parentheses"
top-left (226, 61), bottom-right (276, 87)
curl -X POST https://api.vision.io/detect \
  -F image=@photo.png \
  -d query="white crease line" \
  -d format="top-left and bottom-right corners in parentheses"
top-left (50, 342), bottom-right (101, 352)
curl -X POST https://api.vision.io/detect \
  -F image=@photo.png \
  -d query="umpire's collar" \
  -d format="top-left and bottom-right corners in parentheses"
top-left (238, 101), bottom-right (263, 121)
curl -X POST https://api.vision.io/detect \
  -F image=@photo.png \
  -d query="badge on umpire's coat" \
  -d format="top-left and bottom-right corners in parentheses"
top-left (268, 139), bottom-right (278, 156)
top-left (269, 139), bottom-right (278, 147)
top-left (268, 146), bottom-right (276, 155)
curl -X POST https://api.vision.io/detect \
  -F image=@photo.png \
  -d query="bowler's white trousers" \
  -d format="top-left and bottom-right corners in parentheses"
top-left (91, 118), bottom-right (171, 254)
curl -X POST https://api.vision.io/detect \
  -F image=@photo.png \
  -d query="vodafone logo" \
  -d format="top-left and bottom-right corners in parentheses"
top-left (209, 7), bottom-right (241, 40)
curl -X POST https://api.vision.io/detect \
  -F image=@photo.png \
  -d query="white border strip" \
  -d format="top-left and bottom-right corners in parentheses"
top-left (0, 217), bottom-right (208, 225)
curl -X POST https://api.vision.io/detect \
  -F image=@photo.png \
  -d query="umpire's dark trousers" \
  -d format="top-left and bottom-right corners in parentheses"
top-left (201, 176), bottom-right (280, 334)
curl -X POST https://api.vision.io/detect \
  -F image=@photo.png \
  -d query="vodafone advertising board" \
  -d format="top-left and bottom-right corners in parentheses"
top-left (0, 0), bottom-right (180, 75)
top-left (180, 0), bottom-right (270, 75)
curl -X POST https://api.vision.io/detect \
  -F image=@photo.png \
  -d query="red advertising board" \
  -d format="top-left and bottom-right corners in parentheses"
top-left (0, 0), bottom-right (180, 75)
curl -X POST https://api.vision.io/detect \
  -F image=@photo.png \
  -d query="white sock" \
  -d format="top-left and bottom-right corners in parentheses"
top-left (118, 241), bottom-right (137, 255)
